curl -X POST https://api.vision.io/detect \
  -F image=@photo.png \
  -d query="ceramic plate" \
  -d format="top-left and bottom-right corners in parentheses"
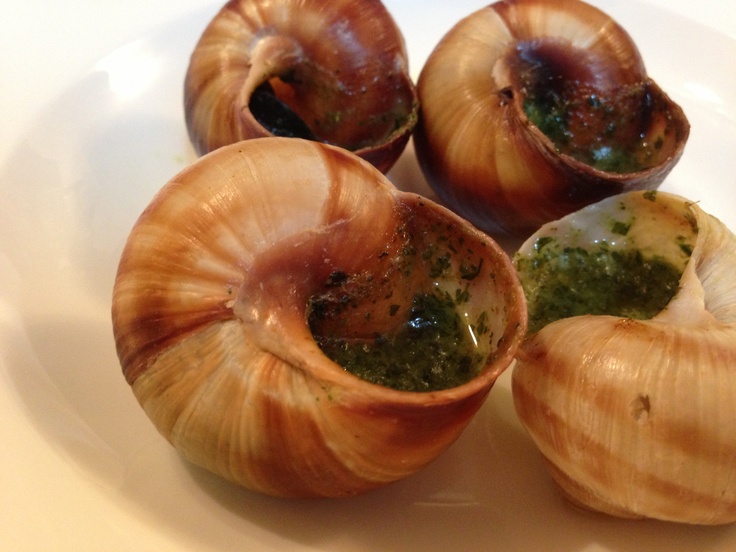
top-left (2, 0), bottom-right (735, 549)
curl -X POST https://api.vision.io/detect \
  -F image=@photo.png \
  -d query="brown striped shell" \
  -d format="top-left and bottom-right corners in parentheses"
top-left (184, 0), bottom-right (418, 173)
top-left (111, 138), bottom-right (527, 498)
top-left (414, 0), bottom-right (690, 235)
top-left (512, 191), bottom-right (736, 524)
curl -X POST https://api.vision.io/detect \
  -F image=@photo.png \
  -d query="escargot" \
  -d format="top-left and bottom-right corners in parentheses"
top-left (414, 0), bottom-right (690, 235)
top-left (512, 190), bottom-right (736, 524)
top-left (184, 0), bottom-right (418, 173)
top-left (111, 138), bottom-right (527, 498)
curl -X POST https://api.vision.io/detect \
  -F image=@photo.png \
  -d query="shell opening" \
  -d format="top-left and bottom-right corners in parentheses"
top-left (511, 41), bottom-right (685, 174)
top-left (245, 48), bottom-right (417, 153)
top-left (305, 200), bottom-right (511, 392)
top-left (515, 191), bottom-right (698, 333)
top-left (250, 79), bottom-right (317, 141)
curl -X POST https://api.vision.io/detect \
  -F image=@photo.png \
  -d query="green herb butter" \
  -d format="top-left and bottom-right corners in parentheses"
top-left (310, 292), bottom-right (485, 392)
top-left (517, 238), bottom-right (685, 334)
top-left (523, 82), bottom-right (665, 174)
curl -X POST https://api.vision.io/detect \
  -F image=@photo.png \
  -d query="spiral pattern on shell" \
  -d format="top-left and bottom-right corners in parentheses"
top-left (111, 138), bottom-right (527, 498)
top-left (414, 0), bottom-right (689, 235)
top-left (512, 191), bottom-right (736, 524)
top-left (184, 0), bottom-right (418, 173)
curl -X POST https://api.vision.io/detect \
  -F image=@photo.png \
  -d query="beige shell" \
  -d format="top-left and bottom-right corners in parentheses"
top-left (512, 191), bottom-right (736, 524)
top-left (414, 0), bottom-right (690, 236)
top-left (111, 138), bottom-right (527, 498)
top-left (184, 0), bottom-right (418, 173)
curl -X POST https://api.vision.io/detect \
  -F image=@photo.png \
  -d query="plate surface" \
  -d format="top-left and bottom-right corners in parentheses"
top-left (1, 0), bottom-right (735, 550)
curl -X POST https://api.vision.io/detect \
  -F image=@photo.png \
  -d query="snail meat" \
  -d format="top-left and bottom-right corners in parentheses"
top-left (184, 0), bottom-right (418, 173)
top-left (512, 190), bottom-right (736, 524)
top-left (111, 138), bottom-right (527, 498)
top-left (414, 0), bottom-right (690, 235)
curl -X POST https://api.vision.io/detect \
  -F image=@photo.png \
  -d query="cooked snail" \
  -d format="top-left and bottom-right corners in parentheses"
top-left (512, 191), bottom-right (736, 524)
top-left (184, 0), bottom-right (418, 173)
top-left (414, 0), bottom-right (690, 236)
top-left (111, 138), bottom-right (527, 498)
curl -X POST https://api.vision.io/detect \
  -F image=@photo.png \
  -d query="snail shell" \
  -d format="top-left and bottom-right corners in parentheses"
top-left (512, 191), bottom-right (736, 524)
top-left (111, 138), bottom-right (527, 498)
top-left (184, 0), bottom-right (418, 173)
top-left (414, 0), bottom-right (690, 235)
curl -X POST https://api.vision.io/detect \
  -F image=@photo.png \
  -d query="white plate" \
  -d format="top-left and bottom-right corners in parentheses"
top-left (1, 1), bottom-right (735, 550)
